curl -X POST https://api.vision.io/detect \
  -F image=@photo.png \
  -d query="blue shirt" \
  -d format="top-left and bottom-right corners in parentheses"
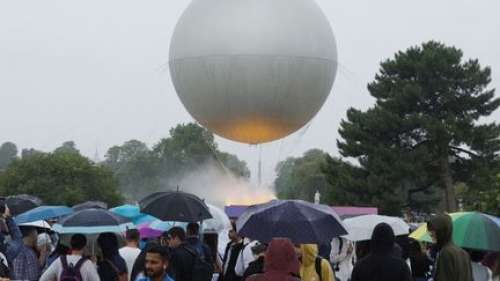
top-left (135, 273), bottom-right (175, 281)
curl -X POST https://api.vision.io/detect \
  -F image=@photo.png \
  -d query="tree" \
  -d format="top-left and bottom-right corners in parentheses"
top-left (336, 41), bottom-right (500, 213)
top-left (104, 123), bottom-right (251, 199)
top-left (275, 149), bottom-right (331, 202)
top-left (0, 142), bottom-right (18, 170)
top-left (104, 140), bottom-right (159, 199)
top-left (153, 123), bottom-right (250, 179)
top-left (0, 151), bottom-right (123, 206)
top-left (54, 141), bottom-right (80, 154)
top-left (217, 152), bottom-right (251, 179)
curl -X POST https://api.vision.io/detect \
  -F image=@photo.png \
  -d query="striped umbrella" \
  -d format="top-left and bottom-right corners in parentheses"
top-left (410, 212), bottom-right (500, 251)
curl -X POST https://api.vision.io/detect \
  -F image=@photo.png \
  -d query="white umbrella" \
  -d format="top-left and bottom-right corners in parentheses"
top-left (202, 204), bottom-right (231, 233)
top-left (19, 220), bottom-right (52, 230)
top-left (343, 215), bottom-right (410, 241)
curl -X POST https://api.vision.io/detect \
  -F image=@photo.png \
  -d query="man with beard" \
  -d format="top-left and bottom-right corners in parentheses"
top-left (135, 245), bottom-right (174, 281)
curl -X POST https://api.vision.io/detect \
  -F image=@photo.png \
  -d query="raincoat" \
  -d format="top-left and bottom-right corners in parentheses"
top-left (350, 223), bottom-right (412, 281)
top-left (300, 244), bottom-right (335, 281)
top-left (428, 214), bottom-right (473, 281)
top-left (246, 238), bottom-right (300, 281)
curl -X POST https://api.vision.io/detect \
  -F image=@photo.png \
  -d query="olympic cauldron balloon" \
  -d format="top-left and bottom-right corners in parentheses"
top-left (169, 0), bottom-right (337, 144)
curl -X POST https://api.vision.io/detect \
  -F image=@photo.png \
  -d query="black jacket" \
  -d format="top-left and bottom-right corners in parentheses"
top-left (243, 256), bottom-right (264, 281)
top-left (351, 223), bottom-right (412, 281)
top-left (169, 243), bottom-right (196, 281)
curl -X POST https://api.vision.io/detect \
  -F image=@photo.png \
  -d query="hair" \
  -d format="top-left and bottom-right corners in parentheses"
top-left (70, 234), bottom-right (87, 250)
top-left (131, 241), bottom-right (159, 281)
top-left (126, 229), bottom-right (140, 242)
top-left (468, 249), bottom-right (486, 263)
top-left (20, 226), bottom-right (37, 238)
top-left (168, 227), bottom-right (186, 241)
top-left (186, 222), bottom-right (200, 236)
top-left (146, 244), bottom-right (171, 261)
top-left (97, 232), bottom-right (119, 259)
top-left (230, 221), bottom-right (237, 231)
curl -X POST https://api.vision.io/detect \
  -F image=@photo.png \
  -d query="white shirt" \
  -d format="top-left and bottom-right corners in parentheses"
top-left (235, 240), bottom-right (258, 277)
top-left (471, 262), bottom-right (492, 281)
top-left (39, 254), bottom-right (100, 281)
top-left (330, 237), bottom-right (354, 281)
top-left (120, 246), bottom-right (142, 280)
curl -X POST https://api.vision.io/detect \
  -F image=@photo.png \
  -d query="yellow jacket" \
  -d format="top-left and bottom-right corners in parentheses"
top-left (300, 244), bottom-right (336, 281)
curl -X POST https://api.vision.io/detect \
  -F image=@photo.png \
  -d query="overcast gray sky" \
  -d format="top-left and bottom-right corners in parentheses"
top-left (1, 0), bottom-right (499, 185)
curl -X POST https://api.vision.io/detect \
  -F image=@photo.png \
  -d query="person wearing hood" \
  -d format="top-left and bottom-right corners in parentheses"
top-left (350, 223), bottom-right (412, 281)
top-left (427, 214), bottom-right (473, 281)
top-left (298, 244), bottom-right (335, 281)
top-left (246, 238), bottom-right (300, 281)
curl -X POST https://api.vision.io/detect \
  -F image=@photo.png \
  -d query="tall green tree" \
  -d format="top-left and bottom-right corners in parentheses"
top-left (275, 149), bottom-right (331, 202)
top-left (104, 123), bottom-right (251, 199)
top-left (336, 41), bottom-right (500, 213)
top-left (153, 123), bottom-right (250, 179)
top-left (0, 151), bottom-right (123, 206)
top-left (104, 140), bottom-right (159, 199)
top-left (0, 142), bottom-right (18, 170)
top-left (54, 141), bottom-right (80, 154)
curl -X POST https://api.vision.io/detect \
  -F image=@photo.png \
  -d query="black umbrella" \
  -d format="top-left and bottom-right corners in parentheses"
top-left (236, 199), bottom-right (347, 244)
top-left (6, 194), bottom-right (43, 216)
top-left (139, 191), bottom-right (212, 222)
top-left (72, 201), bottom-right (108, 211)
top-left (52, 208), bottom-right (133, 234)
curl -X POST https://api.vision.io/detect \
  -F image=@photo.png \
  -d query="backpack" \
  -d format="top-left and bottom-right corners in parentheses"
top-left (184, 245), bottom-right (213, 281)
top-left (60, 256), bottom-right (87, 281)
top-left (0, 257), bottom-right (9, 278)
top-left (315, 256), bottom-right (323, 281)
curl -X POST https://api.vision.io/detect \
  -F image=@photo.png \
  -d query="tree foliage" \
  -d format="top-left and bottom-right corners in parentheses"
top-left (0, 151), bottom-right (123, 206)
top-left (0, 142), bottom-right (18, 170)
top-left (334, 41), bottom-right (500, 213)
top-left (104, 123), bottom-right (250, 199)
top-left (275, 149), bottom-right (331, 202)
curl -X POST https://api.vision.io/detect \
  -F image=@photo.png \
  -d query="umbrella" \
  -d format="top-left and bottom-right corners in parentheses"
top-left (410, 212), bottom-right (500, 251)
top-left (6, 194), bottom-right (43, 216)
top-left (202, 204), bottom-right (231, 233)
top-left (73, 201), bottom-right (108, 211)
top-left (343, 214), bottom-right (410, 242)
top-left (139, 191), bottom-right (212, 222)
top-left (137, 223), bottom-right (163, 239)
top-left (15, 205), bottom-right (74, 224)
top-left (19, 220), bottom-right (52, 230)
top-left (109, 204), bottom-right (156, 225)
top-left (236, 199), bottom-right (347, 244)
top-left (52, 208), bottom-right (134, 234)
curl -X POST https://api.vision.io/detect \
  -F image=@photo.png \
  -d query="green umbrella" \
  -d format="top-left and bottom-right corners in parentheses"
top-left (410, 212), bottom-right (500, 251)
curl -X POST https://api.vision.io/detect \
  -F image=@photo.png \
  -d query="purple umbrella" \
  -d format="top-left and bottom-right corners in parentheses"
top-left (138, 224), bottom-right (163, 239)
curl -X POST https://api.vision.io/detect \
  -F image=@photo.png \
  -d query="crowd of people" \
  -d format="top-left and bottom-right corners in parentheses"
top-left (0, 204), bottom-right (498, 281)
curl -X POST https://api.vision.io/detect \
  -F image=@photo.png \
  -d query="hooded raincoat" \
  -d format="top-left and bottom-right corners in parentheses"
top-left (300, 244), bottom-right (335, 281)
top-left (350, 223), bottom-right (412, 281)
top-left (428, 214), bottom-right (473, 281)
top-left (246, 238), bottom-right (300, 281)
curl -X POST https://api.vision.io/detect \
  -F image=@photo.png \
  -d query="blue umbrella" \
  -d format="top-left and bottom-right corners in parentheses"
top-left (53, 208), bottom-right (134, 234)
top-left (109, 204), bottom-right (156, 225)
top-left (236, 200), bottom-right (347, 244)
top-left (15, 205), bottom-right (73, 224)
top-left (148, 220), bottom-right (187, 232)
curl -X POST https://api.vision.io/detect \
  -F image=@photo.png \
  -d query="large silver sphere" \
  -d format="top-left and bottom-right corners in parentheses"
top-left (169, 0), bottom-right (337, 144)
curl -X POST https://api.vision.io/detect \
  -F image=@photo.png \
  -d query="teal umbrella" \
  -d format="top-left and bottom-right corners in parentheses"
top-left (109, 204), bottom-right (156, 225)
top-left (411, 212), bottom-right (500, 251)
